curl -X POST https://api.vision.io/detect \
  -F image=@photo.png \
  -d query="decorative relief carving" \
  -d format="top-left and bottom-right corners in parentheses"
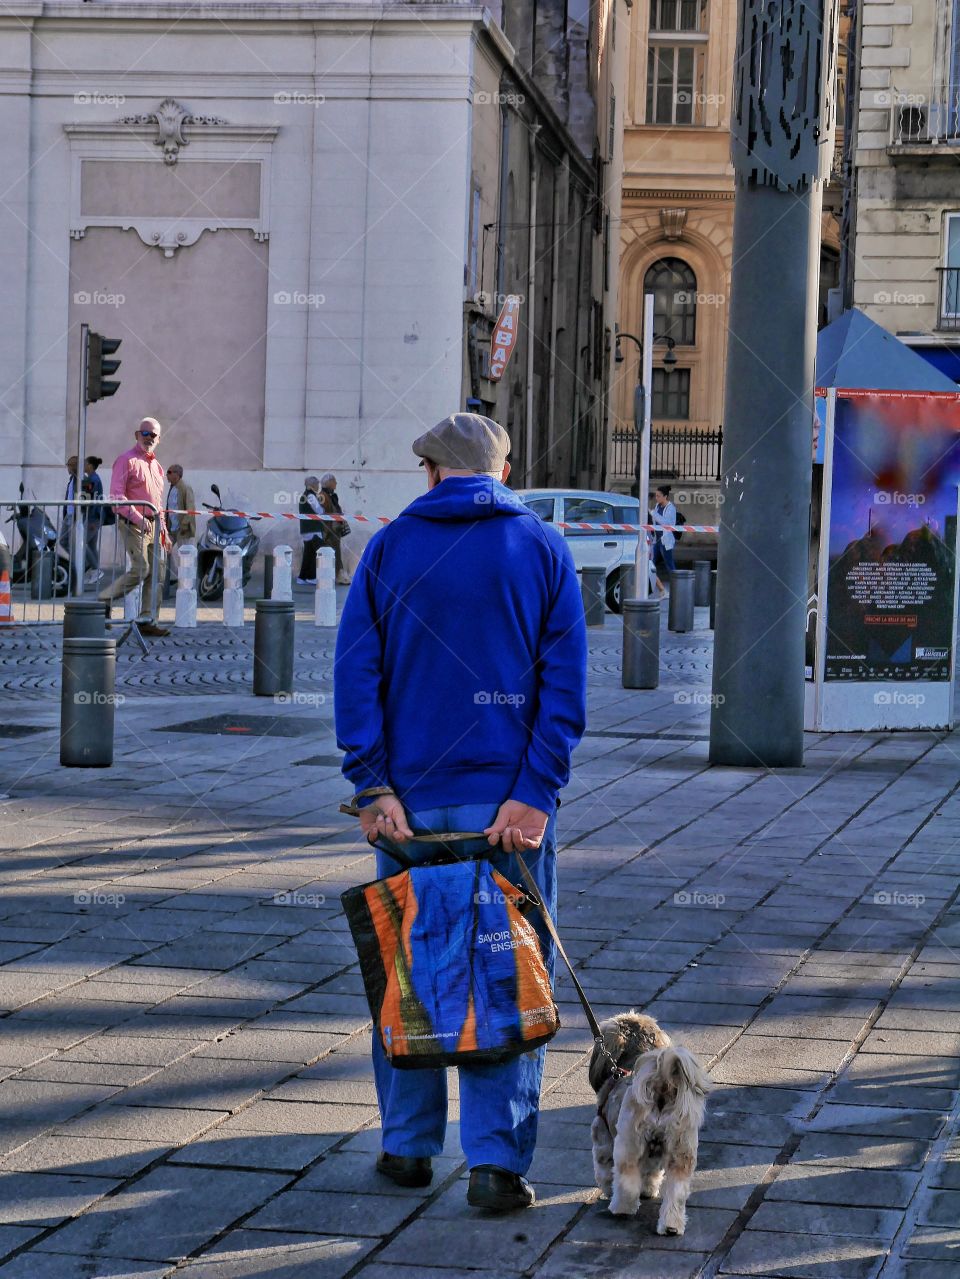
top-left (659, 208), bottom-right (688, 240)
top-left (118, 98), bottom-right (228, 165)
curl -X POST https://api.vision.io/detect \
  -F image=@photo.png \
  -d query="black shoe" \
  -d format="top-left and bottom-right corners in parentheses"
top-left (139, 623), bottom-right (170, 637)
top-left (467, 1165), bottom-right (535, 1212)
top-left (376, 1152), bottom-right (433, 1188)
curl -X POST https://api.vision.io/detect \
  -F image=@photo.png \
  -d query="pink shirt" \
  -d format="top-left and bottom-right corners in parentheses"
top-left (108, 444), bottom-right (167, 533)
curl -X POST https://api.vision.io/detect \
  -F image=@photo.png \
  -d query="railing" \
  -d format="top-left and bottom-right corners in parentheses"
top-left (938, 267), bottom-right (960, 331)
top-left (609, 425), bottom-right (723, 483)
top-left (891, 85), bottom-right (960, 145)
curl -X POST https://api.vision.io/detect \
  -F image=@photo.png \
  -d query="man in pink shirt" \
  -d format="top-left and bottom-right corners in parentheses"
top-left (99, 417), bottom-right (172, 637)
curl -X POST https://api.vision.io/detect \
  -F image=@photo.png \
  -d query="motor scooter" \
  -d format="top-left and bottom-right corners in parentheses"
top-left (6, 483), bottom-right (71, 595)
top-left (195, 484), bottom-right (261, 601)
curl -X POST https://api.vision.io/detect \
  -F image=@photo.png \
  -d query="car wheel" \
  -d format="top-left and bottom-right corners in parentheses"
top-left (606, 568), bottom-right (626, 614)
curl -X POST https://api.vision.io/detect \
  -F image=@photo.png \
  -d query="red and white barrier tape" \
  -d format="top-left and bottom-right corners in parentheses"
top-left (169, 508), bottom-right (718, 534)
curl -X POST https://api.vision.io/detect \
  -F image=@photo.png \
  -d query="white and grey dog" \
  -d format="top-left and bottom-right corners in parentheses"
top-left (588, 1011), bottom-right (712, 1235)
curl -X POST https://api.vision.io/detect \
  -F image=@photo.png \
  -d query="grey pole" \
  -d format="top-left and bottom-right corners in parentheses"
top-left (668, 569), bottom-right (695, 633)
top-left (253, 599), bottom-right (295, 696)
top-left (710, 0), bottom-right (839, 768)
top-left (60, 635), bottom-right (116, 767)
top-left (63, 599), bottom-right (107, 641)
top-left (694, 560), bottom-right (712, 607)
top-left (581, 568), bottom-right (606, 627)
top-left (31, 550), bottom-right (53, 601)
top-left (263, 552), bottom-right (274, 600)
top-left (622, 598), bottom-right (660, 689)
top-left (709, 569), bottom-right (717, 631)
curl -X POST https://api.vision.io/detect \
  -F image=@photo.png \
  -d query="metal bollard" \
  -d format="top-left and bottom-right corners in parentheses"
top-left (263, 552), bottom-right (274, 599)
top-left (31, 550), bottom-right (53, 600)
top-left (622, 599), bottom-right (661, 689)
top-left (581, 567), bottom-right (606, 627)
top-left (694, 560), bottom-right (712, 607)
top-left (63, 600), bottom-right (107, 641)
top-left (709, 569), bottom-right (717, 630)
top-left (668, 569), bottom-right (695, 633)
top-left (222, 546), bottom-right (244, 627)
top-left (315, 546), bottom-right (336, 627)
top-left (175, 545), bottom-right (197, 628)
top-left (60, 636), bottom-right (117, 768)
top-left (272, 545), bottom-right (293, 600)
top-left (253, 599), bottom-right (295, 696)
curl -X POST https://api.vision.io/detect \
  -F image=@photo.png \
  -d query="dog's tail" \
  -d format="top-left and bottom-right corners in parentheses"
top-left (655, 1045), bottom-right (713, 1123)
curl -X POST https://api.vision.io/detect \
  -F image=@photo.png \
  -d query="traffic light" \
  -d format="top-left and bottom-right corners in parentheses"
top-left (85, 331), bottom-right (122, 404)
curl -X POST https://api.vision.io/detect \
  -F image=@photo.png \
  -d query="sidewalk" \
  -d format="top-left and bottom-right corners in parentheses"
top-left (0, 606), bottom-right (958, 1278)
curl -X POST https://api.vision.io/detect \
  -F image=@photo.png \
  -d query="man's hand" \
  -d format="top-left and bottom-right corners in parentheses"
top-left (484, 800), bottom-right (549, 854)
top-left (358, 792), bottom-right (414, 846)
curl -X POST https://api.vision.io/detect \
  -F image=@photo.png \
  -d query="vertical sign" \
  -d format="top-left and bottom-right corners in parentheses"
top-left (488, 295), bottom-right (521, 382)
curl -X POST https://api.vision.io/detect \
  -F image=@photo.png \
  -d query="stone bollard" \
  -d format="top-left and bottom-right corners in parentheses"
top-left (694, 560), bottom-right (712, 607)
top-left (315, 546), bottom-right (336, 628)
top-left (222, 546), bottom-right (244, 627)
top-left (668, 569), bottom-right (695, 633)
top-left (622, 598), bottom-right (661, 689)
top-left (254, 599), bottom-right (295, 696)
top-left (123, 583), bottom-right (142, 622)
top-left (63, 599), bottom-right (107, 641)
top-left (709, 569), bottom-right (718, 630)
top-left (272, 545), bottom-right (293, 601)
top-left (60, 636), bottom-right (117, 767)
top-left (175, 545), bottom-right (197, 628)
top-left (581, 567), bottom-right (606, 627)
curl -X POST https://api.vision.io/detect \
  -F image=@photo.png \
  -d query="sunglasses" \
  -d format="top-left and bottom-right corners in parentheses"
top-left (140, 432), bottom-right (158, 440)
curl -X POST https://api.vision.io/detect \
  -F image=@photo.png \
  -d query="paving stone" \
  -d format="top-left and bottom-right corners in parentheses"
top-left (244, 1187), bottom-right (416, 1236)
top-left (181, 1231), bottom-right (376, 1278)
top-left (376, 1202), bottom-right (582, 1270)
top-left (58, 1105), bottom-right (228, 1143)
top-left (831, 1055), bottom-right (960, 1110)
top-left (0, 1135), bottom-right (167, 1178)
top-left (0, 1225), bottom-right (45, 1263)
top-left (687, 1142), bottom-right (781, 1210)
top-left (808, 1104), bottom-right (946, 1141)
top-left (747, 1196), bottom-right (902, 1238)
top-left (861, 1028), bottom-right (960, 1057)
top-left (16, 1061), bottom-right (159, 1087)
top-left (918, 1190), bottom-right (960, 1227)
top-left (0, 1254), bottom-right (170, 1278)
top-left (31, 1165), bottom-right (291, 1261)
top-left (720, 1228), bottom-right (886, 1278)
top-left (568, 1201), bottom-right (737, 1250)
top-left (790, 1132), bottom-right (928, 1171)
top-left (903, 1226), bottom-right (960, 1259)
top-left (535, 1242), bottom-right (712, 1279)
top-left (104, 1056), bottom-right (291, 1112)
top-left (710, 1036), bottom-right (847, 1089)
top-left (193, 1029), bottom-right (342, 1063)
top-left (298, 1149), bottom-right (462, 1195)
top-left (765, 1162), bottom-right (919, 1210)
top-left (167, 1128), bottom-right (346, 1171)
top-left (57, 1036), bottom-right (198, 1066)
top-left (0, 1170), bottom-right (121, 1225)
top-left (217, 1100), bottom-right (377, 1136)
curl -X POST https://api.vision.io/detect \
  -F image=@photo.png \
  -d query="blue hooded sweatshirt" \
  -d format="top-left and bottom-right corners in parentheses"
top-left (334, 475), bottom-right (587, 816)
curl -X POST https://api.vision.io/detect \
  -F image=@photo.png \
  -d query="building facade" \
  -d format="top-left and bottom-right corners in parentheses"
top-left (0, 0), bottom-right (626, 534)
top-left (611, 0), bottom-right (848, 499)
top-left (845, 0), bottom-right (960, 383)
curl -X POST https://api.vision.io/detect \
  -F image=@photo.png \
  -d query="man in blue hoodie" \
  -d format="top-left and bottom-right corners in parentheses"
top-left (334, 413), bottom-right (587, 1212)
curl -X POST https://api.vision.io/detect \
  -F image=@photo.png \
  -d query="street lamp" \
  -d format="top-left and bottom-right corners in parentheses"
top-left (614, 329), bottom-right (678, 500)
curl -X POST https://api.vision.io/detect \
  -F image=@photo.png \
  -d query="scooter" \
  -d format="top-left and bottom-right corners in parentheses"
top-left (6, 483), bottom-right (71, 595)
top-left (196, 483), bottom-right (261, 601)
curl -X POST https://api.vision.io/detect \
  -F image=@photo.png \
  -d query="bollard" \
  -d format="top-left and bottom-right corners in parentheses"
top-left (30, 549), bottom-right (53, 600)
top-left (63, 600), bottom-right (107, 641)
top-left (668, 569), bottom-right (695, 633)
top-left (709, 569), bottom-right (717, 631)
top-left (622, 598), bottom-right (661, 689)
top-left (254, 599), bottom-right (295, 696)
top-left (60, 636), bottom-right (117, 767)
top-left (272, 545), bottom-right (293, 600)
top-left (315, 546), bottom-right (336, 627)
top-left (175, 545), bottom-right (197, 628)
top-left (123, 583), bottom-right (142, 622)
top-left (694, 560), bottom-right (712, 607)
top-left (263, 552), bottom-right (274, 600)
top-left (222, 546), bottom-right (244, 627)
top-left (581, 567), bottom-right (606, 627)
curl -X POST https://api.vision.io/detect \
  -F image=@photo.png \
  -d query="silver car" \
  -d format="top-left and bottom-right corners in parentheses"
top-left (516, 488), bottom-right (641, 613)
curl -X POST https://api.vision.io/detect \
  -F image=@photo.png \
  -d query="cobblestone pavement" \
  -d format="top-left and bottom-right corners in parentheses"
top-left (0, 598), bottom-right (959, 1278)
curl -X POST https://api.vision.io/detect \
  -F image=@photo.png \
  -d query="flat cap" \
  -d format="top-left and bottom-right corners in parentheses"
top-left (412, 413), bottom-right (511, 472)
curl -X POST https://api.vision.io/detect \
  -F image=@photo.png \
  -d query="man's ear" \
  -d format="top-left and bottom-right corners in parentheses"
top-left (501, 460), bottom-right (511, 483)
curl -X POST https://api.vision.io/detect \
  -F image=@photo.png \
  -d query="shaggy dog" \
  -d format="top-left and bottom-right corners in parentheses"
top-left (589, 1011), bottom-right (712, 1235)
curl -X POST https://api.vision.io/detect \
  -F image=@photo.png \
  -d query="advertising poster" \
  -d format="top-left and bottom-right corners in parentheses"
top-left (824, 391), bottom-right (960, 682)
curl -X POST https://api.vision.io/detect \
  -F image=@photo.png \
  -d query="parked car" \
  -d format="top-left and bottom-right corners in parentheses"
top-left (516, 488), bottom-right (641, 613)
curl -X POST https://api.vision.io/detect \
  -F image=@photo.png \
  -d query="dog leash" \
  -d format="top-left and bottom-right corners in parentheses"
top-left (340, 788), bottom-right (629, 1080)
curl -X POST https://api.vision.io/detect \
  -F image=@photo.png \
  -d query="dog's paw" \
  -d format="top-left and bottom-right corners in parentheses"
top-left (656, 1213), bottom-right (685, 1236)
top-left (608, 1196), bottom-right (640, 1217)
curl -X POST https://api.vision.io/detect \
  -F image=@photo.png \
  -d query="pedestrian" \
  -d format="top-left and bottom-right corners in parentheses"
top-left (334, 412), bottom-right (587, 1213)
top-left (652, 484), bottom-right (678, 584)
top-left (321, 473), bottom-right (351, 585)
top-left (59, 455), bottom-right (97, 580)
top-left (645, 527), bottom-right (665, 598)
top-left (296, 475), bottom-right (323, 585)
top-left (82, 456), bottom-right (106, 585)
top-left (98, 417), bottom-right (171, 637)
top-left (164, 464), bottom-right (196, 584)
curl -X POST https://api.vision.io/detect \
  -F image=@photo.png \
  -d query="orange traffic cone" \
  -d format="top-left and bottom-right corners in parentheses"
top-left (0, 569), bottom-right (13, 626)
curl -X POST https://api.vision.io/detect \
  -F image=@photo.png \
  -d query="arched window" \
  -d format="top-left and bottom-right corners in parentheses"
top-left (643, 258), bottom-right (697, 345)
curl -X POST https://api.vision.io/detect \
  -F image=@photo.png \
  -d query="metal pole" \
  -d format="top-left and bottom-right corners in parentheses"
top-left (632, 292), bottom-right (654, 600)
top-left (72, 324), bottom-right (89, 597)
top-left (709, 0), bottom-right (839, 768)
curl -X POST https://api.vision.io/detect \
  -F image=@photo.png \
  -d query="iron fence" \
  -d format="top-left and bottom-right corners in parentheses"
top-left (610, 425), bottom-right (723, 483)
top-left (939, 267), bottom-right (960, 331)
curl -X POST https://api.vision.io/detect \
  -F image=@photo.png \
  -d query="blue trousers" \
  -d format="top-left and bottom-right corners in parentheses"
top-left (372, 802), bottom-right (557, 1175)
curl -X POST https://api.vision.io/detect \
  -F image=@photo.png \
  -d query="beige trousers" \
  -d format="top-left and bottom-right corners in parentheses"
top-left (99, 520), bottom-right (163, 617)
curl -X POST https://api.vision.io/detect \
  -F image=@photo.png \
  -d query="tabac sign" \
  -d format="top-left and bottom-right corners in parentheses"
top-left (488, 295), bottom-right (522, 382)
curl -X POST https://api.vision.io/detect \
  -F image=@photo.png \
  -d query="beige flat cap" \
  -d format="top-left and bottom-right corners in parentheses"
top-left (412, 413), bottom-right (511, 472)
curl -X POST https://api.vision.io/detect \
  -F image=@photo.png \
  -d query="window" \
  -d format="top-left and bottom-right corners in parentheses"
top-left (652, 368), bottom-right (691, 419)
top-left (522, 497), bottom-right (555, 522)
top-left (644, 258), bottom-right (697, 345)
top-left (942, 214), bottom-right (960, 322)
top-left (563, 497), bottom-right (616, 535)
top-left (646, 0), bottom-right (708, 125)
